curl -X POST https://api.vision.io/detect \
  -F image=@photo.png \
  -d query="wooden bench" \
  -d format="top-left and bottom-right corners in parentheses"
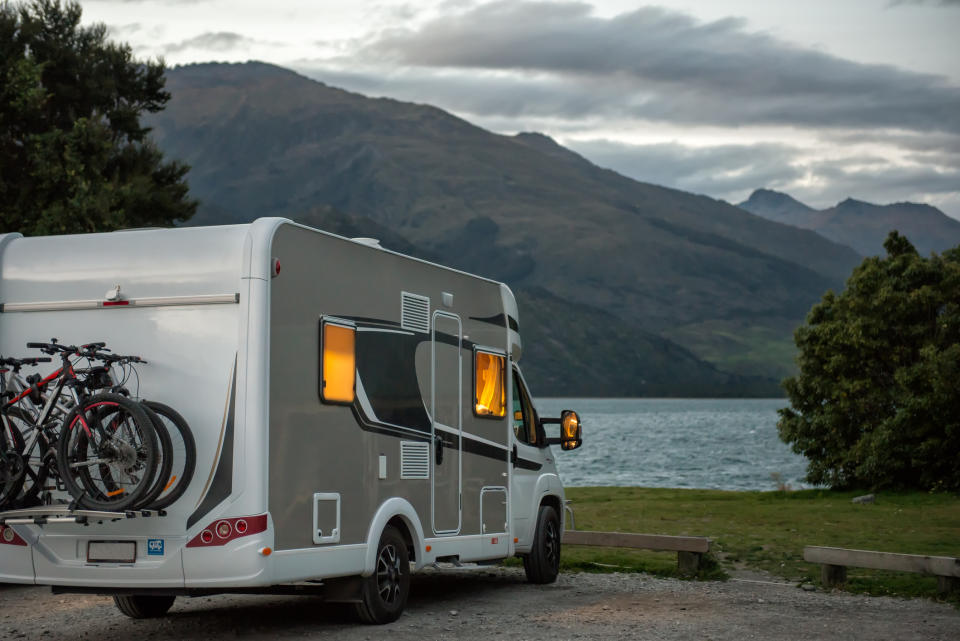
top-left (563, 530), bottom-right (711, 575)
top-left (804, 546), bottom-right (960, 594)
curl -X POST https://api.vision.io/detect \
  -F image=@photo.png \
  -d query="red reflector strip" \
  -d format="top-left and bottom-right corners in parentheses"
top-left (101, 301), bottom-right (130, 307)
top-left (0, 525), bottom-right (28, 546)
top-left (186, 514), bottom-right (268, 548)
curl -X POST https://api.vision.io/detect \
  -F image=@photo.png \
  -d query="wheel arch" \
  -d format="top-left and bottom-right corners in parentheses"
top-left (363, 497), bottom-right (426, 576)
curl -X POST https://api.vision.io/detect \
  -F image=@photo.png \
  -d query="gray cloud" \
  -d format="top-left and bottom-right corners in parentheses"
top-left (564, 138), bottom-right (960, 219)
top-left (353, 2), bottom-right (960, 134)
top-left (566, 139), bottom-right (805, 197)
top-left (163, 31), bottom-right (259, 54)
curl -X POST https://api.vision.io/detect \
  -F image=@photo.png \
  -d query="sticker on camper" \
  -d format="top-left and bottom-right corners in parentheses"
top-left (147, 539), bottom-right (164, 556)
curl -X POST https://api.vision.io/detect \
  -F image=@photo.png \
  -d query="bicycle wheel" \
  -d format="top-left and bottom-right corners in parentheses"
top-left (1, 408), bottom-right (50, 509)
top-left (135, 403), bottom-right (174, 510)
top-left (56, 393), bottom-right (159, 511)
top-left (0, 411), bottom-right (27, 509)
top-left (142, 401), bottom-right (196, 511)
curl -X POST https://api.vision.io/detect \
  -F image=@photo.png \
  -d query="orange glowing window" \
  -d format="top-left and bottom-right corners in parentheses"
top-left (320, 322), bottom-right (356, 404)
top-left (474, 351), bottom-right (506, 418)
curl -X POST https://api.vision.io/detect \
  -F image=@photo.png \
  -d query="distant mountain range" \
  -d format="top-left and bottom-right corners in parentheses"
top-left (739, 189), bottom-right (960, 257)
top-left (146, 62), bottom-right (868, 395)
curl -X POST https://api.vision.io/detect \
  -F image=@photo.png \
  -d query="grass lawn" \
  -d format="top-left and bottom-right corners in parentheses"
top-left (561, 487), bottom-right (960, 603)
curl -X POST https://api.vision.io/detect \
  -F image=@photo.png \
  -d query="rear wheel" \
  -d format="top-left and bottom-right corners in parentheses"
top-left (135, 403), bottom-right (174, 509)
top-left (1, 408), bottom-right (49, 509)
top-left (113, 595), bottom-right (175, 618)
top-left (57, 393), bottom-right (158, 511)
top-left (0, 412), bottom-right (27, 508)
top-left (354, 525), bottom-right (410, 624)
top-left (142, 401), bottom-right (196, 511)
top-left (523, 504), bottom-right (561, 584)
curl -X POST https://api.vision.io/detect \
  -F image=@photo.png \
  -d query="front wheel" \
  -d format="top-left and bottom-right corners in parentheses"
top-left (523, 504), bottom-right (561, 584)
top-left (354, 525), bottom-right (410, 624)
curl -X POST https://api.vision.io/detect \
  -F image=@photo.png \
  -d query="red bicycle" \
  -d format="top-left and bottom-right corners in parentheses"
top-left (0, 340), bottom-right (160, 511)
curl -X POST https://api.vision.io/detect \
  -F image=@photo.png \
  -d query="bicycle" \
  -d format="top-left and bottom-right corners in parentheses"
top-left (80, 349), bottom-right (196, 511)
top-left (1, 355), bottom-right (62, 509)
top-left (8, 340), bottom-right (161, 511)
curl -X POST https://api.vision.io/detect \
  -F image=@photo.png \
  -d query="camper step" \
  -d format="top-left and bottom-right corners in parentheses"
top-left (0, 504), bottom-right (166, 526)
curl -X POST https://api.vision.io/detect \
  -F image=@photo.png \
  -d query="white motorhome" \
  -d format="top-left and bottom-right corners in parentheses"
top-left (0, 218), bottom-right (582, 623)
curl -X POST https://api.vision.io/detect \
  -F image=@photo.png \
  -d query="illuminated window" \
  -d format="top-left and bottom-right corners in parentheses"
top-left (474, 351), bottom-right (506, 418)
top-left (320, 321), bottom-right (356, 404)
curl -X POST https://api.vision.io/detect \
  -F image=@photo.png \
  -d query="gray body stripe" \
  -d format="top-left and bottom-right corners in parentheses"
top-left (187, 360), bottom-right (237, 529)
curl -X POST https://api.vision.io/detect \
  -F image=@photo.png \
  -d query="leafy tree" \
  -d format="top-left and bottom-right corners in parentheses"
top-left (0, 0), bottom-right (195, 235)
top-left (778, 232), bottom-right (960, 491)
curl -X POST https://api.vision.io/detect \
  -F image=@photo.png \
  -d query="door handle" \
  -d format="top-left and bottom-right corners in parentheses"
top-left (511, 444), bottom-right (518, 467)
top-left (435, 435), bottom-right (444, 465)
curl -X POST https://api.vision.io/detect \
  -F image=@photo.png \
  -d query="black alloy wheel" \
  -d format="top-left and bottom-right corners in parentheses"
top-left (523, 504), bottom-right (562, 584)
top-left (354, 525), bottom-right (411, 624)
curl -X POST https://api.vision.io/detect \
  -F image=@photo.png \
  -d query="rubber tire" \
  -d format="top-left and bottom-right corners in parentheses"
top-left (56, 393), bottom-right (158, 511)
top-left (113, 595), bottom-right (176, 618)
top-left (2, 408), bottom-right (49, 508)
top-left (134, 403), bottom-right (174, 510)
top-left (523, 505), bottom-right (561, 584)
top-left (0, 411), bottom-right (27, 509)
top-left (353, 525), bottom-right (411, 624)
top-left (142, 401), bottom-right (196, 511)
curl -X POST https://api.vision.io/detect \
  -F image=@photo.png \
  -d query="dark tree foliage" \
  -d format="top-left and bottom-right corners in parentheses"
top-left (0, 0), bottom-right (195, 235)
top-left (778, 232), bottom-right (960, 491)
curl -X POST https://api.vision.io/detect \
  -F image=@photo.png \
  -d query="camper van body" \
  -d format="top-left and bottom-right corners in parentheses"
top-left (0, 218), bottom-right (566, 597)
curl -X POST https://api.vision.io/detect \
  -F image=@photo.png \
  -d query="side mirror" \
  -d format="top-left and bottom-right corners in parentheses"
top-left (541, 410), bottom-right (583, 451)
top-left (560, 410), bottom-right (582, 451)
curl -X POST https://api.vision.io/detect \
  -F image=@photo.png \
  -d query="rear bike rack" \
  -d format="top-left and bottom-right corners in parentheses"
top-left (0, 504), bottom-right (166, 526)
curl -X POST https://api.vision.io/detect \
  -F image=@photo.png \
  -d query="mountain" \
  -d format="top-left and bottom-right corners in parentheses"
top-left (146, 62), bottom-right (865, 393)
top-left (738, 189), bottom-right (815, 226)
top-left (739, 189), bottom-right (960, 257)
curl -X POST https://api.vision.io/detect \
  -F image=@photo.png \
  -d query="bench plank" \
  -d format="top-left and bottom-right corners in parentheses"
top-left (564, 530), bottom-right (710, 553)
top-left (804, 546), bottom-right (960, 578)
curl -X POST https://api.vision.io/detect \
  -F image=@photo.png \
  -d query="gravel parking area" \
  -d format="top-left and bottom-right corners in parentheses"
top-left (2, 568), bottom-right (958, 640)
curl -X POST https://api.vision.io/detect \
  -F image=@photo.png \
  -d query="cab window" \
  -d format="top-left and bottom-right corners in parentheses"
top-left (512, 372), bottom-right (538, 446)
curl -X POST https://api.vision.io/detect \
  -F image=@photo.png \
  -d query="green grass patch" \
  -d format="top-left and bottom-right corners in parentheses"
top-left (562, 487), bottom-right (960, 603)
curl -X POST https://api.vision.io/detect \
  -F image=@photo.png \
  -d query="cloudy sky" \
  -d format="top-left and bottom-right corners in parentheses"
top-left (83, 0), bottom-right (960, 219)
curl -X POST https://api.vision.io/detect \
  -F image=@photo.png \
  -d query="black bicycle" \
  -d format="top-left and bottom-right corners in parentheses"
top-left (12, 340), bottom-right (162, 511)
top-left (80, 349), bottom-right (196, 511)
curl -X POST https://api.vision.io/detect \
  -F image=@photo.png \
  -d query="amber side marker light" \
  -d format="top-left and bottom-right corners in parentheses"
top-left (259, 547), bottom-right (272, 557)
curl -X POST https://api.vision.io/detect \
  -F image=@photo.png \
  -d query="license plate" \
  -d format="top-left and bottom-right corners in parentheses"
top-left (87, 541), bottom-right (136, 563)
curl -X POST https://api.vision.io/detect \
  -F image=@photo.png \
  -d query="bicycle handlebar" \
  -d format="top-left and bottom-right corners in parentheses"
top-left (1, 356), bottom-right (51, 365)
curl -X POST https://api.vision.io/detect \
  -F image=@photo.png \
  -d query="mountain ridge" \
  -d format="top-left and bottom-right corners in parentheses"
top-left (145, 61), bottom-right (867, 393)
top-left (739, 188), bottom-right (960, 256)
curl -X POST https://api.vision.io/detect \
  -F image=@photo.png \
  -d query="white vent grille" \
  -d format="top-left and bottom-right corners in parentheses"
top-left (401, 292), bottom-right (430, 333)
top-left (400, 441), bottom-right (430, 479)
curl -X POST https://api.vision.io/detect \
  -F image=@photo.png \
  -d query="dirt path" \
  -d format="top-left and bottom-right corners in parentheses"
top-left (2, 568), bottom-right (958, 640)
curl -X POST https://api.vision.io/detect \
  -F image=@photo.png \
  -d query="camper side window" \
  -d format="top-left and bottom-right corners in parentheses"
top-left (512, 373), bottom-right (538, 446)
top-left (474, 350), bottom-right (506, 418)
top-left (319, 320), bottom-right (356, 404)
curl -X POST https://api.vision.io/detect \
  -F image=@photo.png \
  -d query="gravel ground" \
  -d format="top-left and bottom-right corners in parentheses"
top-left (2, 568), bottom-right (958, 640)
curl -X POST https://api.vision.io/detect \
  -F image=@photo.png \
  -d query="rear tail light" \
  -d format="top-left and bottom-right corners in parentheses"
top-left (0, 525), bottom-right (27, 546)
top-left (187, 515), bottom-right (267, 548)
top-left (215, 521), bottom-right (232, 539)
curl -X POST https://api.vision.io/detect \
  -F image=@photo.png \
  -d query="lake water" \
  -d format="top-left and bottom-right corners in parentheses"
top-left (535, 398), bottom-right (810, 491)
